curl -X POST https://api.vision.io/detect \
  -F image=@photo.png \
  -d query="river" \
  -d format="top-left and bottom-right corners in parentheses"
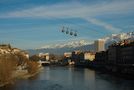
top-left (1, 66), bottom-right (134, 90)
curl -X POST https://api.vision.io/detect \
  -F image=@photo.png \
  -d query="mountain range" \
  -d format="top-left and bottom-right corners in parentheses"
top-left (27, 40), bottom-right (94, 55)
top-left (104, 32), bottom-right (134, 49)
top-left (27, 32), bottom-right (134, 56)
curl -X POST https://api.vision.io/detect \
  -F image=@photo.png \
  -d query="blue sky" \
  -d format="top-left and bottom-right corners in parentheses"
top-left (0, 0), bottom-right (134, 49)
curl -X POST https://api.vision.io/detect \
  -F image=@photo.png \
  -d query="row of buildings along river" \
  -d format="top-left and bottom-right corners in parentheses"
top-left (35, 39), bottom-right (134, 74)
top-left (60, 39), bottom-right (134, 76)
top-left (31, 37), bottom-right (134, 76)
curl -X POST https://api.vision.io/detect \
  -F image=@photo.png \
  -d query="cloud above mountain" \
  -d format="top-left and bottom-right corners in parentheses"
top-left (1, 0), bottom-right (133, 33)
top-left (1, 0), bottom-right (133, 18)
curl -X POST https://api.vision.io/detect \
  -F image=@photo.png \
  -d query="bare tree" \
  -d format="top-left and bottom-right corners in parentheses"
top-left (0, 54), bottom-right (17, 85)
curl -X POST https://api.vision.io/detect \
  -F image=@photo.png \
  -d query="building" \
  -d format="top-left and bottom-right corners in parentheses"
top-left (71, 51), bottom-right (84, 64)
top-left (71, 51), bottom-right (78, 62)
top-left (64, 52), bottom-right (72, 58)
top-left (45, 53), bottom-right (50, 61)
top-left (92, 39), bottom-right (134, 74)
top-left (119, 42), bottom-right (134, 65)
top-left (84, 52), bottom-right (95, 61)
top-left (94, 39), bottom-right (105, 52)
top-left (94, 51), bottom-right (107, 65)
top-left (107, 45), bottom-right (120, 65)
top-left (39, 53), bottom-right (49, 61)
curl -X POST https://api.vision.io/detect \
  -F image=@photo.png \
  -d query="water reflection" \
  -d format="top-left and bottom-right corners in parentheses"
top-left (84, 69), bottom-right (96, 90)
top-left (0, 66), bottom-right (134, 90)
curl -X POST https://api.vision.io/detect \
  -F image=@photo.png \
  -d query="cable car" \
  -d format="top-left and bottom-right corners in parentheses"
top-left (70, 29), bottom-right (73, 35)
top-left (70, 31), bottom-right (73, 35)
top-left (66, 27), bottom-right (69, 34)
top-left (60, 26), bottom-right (78, 37)
top-left (66, 30), bottom-right (69, 34)
top-left (61, 26), bottom-right (65, 33)
top-left (74, 32), bottom-right (77, 36)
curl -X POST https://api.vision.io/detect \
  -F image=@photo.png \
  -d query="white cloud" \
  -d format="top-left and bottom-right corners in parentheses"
top-left (0, 0), bottom-right (134, 33)
top-left (1, 0), bottom-right (134, 18)
top-left (86, 18), bottom-right (121, 33)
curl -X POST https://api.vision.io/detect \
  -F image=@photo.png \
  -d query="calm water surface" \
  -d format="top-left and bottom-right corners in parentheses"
top-left (1, 66), bottom-right (134, 90)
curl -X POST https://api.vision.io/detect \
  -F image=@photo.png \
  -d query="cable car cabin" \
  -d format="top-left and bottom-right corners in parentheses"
top-left (61, 27), bottom-right (65, 33)
top-left (66, 27), bottom-right (69, 34)
top-left (66, 30), bottom-right (69, 34)
top-left (74, 32), bottom-right (77, 36)
top-left (70, 31), bottom-right (73, 35)
top-left (62, 29), bottom-right (65, 33)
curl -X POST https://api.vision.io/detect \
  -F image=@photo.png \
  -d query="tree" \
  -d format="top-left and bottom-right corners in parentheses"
top-left (0, 54), bottom-right (17, 85)
top-left (29, 55), bottom-right (40, 61)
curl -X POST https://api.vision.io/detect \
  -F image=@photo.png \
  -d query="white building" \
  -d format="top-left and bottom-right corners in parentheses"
top-left (84, 52), bottom-right (95, 61)
top-left (94, 39), bottom-right (105, 52)
top-left (39, 53), bottom-right (49, 61)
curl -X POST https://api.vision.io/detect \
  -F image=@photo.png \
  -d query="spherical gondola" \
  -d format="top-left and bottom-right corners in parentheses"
top-left (74, 32), bottom-right (77, 36)
top-left (61, 26), bottom-right (65, 33)
top-left (66, 28), bottom-right (69, 34)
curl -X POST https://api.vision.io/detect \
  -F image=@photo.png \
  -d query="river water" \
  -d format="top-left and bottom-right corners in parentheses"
top-left (1, 66), bottom-right (134, 90)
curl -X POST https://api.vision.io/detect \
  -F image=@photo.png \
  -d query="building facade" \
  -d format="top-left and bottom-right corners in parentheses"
top-left (119, 43), bottom-right (134, 65)
top-left (39, 53), bottom-right (49, 61)
top-left (94, 39), bottom-right (105, 52)
top-left (64, 52), bottom-right (72, 58)
top-left (71, 51), bottom-right (84, 63)
top-left (84, 52), bottom-right (95, 61)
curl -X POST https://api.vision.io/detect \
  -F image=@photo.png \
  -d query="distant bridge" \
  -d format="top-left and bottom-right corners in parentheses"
top-left (38, 60), bottom-right (50, 66)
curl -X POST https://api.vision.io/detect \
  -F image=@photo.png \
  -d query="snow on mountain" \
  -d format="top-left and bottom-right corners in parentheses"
top-left (103, 32), bottom-right (134, 42)
top-left (39, 32), bottom-right (134, 50)
top-left (27, 32), bottom-right (134, 55)
top-left (38, 32), bottom-right (134, 50)
top-left (104, 32), bottom-right (134, 42)
top-left (40, 40), bottom-right (91, 49)
top-left (103, 32), bottom-right (134, 49)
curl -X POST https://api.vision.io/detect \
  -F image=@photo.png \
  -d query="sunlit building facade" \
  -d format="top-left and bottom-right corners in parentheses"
top-left (94, 39), bottom-right (105, 52)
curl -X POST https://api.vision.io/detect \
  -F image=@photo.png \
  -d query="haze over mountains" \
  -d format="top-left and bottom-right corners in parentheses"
top-left (27, 32), bottom-right (134, 55)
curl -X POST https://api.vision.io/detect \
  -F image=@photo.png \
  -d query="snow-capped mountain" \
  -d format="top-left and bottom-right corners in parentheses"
top-left (103, 32), bottom-right (134, 49)
top-left (40, 40), bottom-right (91, 49)
top-left (40, 32), bottom-right (134, 50)
top-left (27, 40), bottom-right (94, 55)
top-left (103, 32), bottom-right (134, 42)
top-left (27, 32), bottom-right (134, 55)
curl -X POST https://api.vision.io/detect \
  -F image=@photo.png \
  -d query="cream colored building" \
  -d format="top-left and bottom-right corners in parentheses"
top-left (39, 53), bottom-right (49, 61)
top-left (64, 52), bottom-right (72, 58)
top-left (94, 39), bottom-right (105, 52)
top-left (84, 52), bottom-right (95, 61)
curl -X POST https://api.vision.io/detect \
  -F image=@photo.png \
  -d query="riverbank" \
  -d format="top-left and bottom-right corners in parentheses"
top-left (0, 67), bottom-right (43, 87)
top-left (14, 67), bottom-right (43, 79)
